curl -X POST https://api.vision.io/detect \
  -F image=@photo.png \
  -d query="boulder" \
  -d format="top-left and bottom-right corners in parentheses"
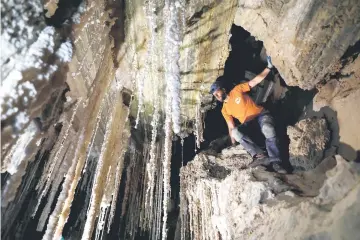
top-left (287, 118), bottom-right (330, 170)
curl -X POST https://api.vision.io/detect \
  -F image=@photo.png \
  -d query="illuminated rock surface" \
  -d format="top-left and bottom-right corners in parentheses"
top-left (1, 0), bottom-right (360, 239)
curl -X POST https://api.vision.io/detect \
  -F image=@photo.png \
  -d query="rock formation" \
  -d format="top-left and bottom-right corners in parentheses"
top-left (313, 55), bottom-right (360, 161)
top-left (287, 118), bottom-right (330, 170)
top-left (180, 132), bottom-right (360, 240)
top-left (1, 0), bottom-right (360, 239)
top-left (234, 0), bottom-right (360, 89)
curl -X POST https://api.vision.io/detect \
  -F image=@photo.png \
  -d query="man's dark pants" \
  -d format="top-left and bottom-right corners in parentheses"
top-left (231, 111), bottom-right (280, 159)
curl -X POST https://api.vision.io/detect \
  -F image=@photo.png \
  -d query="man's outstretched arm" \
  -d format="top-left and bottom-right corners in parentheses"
top-left (248, 67), bottom-right (271, 88)
top-left (248, 56), bottom-right (274, 88)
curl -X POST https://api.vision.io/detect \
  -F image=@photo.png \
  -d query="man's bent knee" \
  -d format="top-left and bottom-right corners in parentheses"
top-left (261, 123), bottom-right (276, 139)
top-left (231, 128), bottom-right (244, 142)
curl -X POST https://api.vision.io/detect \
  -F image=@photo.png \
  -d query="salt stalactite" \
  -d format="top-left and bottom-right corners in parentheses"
top-left (95, 205), bottom-right (108, 240)
top-left (103, 88), bottom-right (130, 233)
top-left (42, 129), bottom-right (84, 240)
top-left (181, 137), bottom-right (184, 166)
top-left (129, 141), bottom-right (150, 237)
top-left (147, 36), bottom-right (161, 228)
top-left (81, 93), bottom-right (128, 240)
top-left (179, 174), bottom-right (187, 240)
top-left (121, 145), bottom-right (148, 239)
top-left (1, 123), bottom-right (38, 207)
top-left (134, 67), bottom-right (145, 129)
top-left (95, 163), bottom-right (115, 240)
top-left (161, 60), bottom-right (173, 238)
top-left (164, 0), bottom-right (185, 134)
top-left (42, 87), bottom-right (110, 239)
top-left (161, 0), bottom-right (186, 238)
top-left (162, 1), bottom-right (172, 238)
top-left (155, 159), bottom-right (164, 240)
top-left (145, 98), bottom-right (159, 216)
top-left (49, 83), bottom-right (116, 239)
top-left (134, 0), bottom-right (158, 130)
top-left (194, 98), bottom-right (204, 149)
top-left (144, 139), bottom-right (164, 240)
top-left (141, 140), bottom-right (152, 227)
top-left (132, 0), bottom-right (146, 129)
top-left (82, 96), bottom-right (105, 174)
top-left (36, 144), bottom-right (73, 231)
top-left (121, 164), bottom-right (132, 218)
top-left (33, 100), bottom-right (81, 216)
top-left (127, 0), bottom-right (140, 128)
top-left (106, 106), bottom-right (130, 233)
top-left (107, 140), bottom-right (128, 232)
top-left (143, 0), bottom-right (160, 228)
top-left (2, 123), bottom-right (37, 175)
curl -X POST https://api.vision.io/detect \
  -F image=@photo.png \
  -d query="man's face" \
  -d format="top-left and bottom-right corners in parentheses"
top-left (213, 88), bottom-right (226, 102)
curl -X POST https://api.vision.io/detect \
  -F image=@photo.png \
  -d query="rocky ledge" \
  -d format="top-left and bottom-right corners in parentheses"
top-left (179, 118), bottom-right (360, 240)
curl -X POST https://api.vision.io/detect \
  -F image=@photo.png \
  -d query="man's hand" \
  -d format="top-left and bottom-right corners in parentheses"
top-left (226, 119), bottom-right (237, 145)
top-left (231, 137), bottom-right (236, 145)
top-left (267, 56), bottom-right (274, 69)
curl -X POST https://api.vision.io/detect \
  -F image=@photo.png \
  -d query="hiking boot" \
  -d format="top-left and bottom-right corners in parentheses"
top-left (254, 153), bottom-right (267, 159)
top-left (249, 153), bottom-right (269, 168)
top-left (271, 162), bottom-right (287, 174)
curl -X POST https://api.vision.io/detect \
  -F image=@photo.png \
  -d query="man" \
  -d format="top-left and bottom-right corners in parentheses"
top-left (210, 57), bottom-right (286, 173)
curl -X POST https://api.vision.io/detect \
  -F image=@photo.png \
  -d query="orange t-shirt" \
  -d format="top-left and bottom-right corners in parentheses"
top-left (221, 82), bottom-right (263, 124)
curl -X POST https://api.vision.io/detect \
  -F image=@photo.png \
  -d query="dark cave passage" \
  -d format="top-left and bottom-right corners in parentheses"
top-left (199, 24), bottom-right (317, 168)
top-left (178, 24), bottom-right (316, 161)
top-left (167, 24), bottom-right (318, 238)
top-left (45, 0), bottom-right (84, 27)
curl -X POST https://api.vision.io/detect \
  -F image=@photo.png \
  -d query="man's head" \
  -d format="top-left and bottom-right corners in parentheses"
top-left (210, 77), bottom-right (227, 102)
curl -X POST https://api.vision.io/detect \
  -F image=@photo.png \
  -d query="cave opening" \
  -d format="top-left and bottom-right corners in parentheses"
top-left (197, 24), bottom-right (318, 167)
top-left (44, 0), bottom-right (84, 27)
top-left (174, 24), bottom-right (317, 168)
top-left (167, 24), bottom-right (318, 238)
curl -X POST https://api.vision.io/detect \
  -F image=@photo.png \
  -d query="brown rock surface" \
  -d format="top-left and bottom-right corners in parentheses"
top-left (313, 56), bottom-right (360, 160)
top-left (287, 118), bottom-right (330, 170)
top-left (234, 0), bottom-right (360, 89)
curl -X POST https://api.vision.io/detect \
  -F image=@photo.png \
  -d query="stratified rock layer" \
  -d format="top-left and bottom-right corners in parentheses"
top-left (1, 0), bottom-right (239, 239)
top-left (234, 0), bottom-right (360, 89)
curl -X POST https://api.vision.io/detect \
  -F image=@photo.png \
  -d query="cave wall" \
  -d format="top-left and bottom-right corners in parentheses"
top-left (1, 0), bottom-right (129, 238)
top-left (313, 55), bottom-right (360, 161)
top-left (1, 0), bottom-right (360, 239)
top-left (1, 0), bottom-right (239, 239)
top-left (113, 0), bottom-right (238, 134)
top-left (234, 0), bottom-right (360, 89)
